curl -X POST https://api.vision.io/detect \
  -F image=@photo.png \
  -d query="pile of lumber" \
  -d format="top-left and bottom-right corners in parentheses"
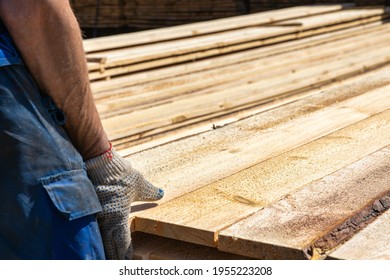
top-left (86, 3), bottom-right (389, 82)
top-left (71, 1), bottom-right (388, 29)
top-left (86, 4), bottom-right (390, 152)
top-left (70, 0), bottom-right (248, 29)
top-left (87, 5), bottom-right (390, 259)
top-left (85, 3), bottom-right (359, 79)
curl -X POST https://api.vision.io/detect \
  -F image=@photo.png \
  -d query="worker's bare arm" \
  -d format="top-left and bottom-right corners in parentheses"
top-left (0, 0), bottom-right (109, 160)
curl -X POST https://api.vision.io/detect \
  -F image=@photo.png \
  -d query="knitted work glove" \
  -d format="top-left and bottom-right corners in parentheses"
top-left (85, 146), bottom-right (164, 260)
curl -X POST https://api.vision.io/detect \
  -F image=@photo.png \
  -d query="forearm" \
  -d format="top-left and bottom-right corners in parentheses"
top-left (0, 0), bottom-right (109, 160)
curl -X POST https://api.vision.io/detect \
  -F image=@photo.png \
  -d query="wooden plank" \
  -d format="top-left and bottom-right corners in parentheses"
top-left (89, 15), bottom-right (387, 81)
top-left (217, 146), bottom-right (390, 259)
top-left (328, 210), bottom-right (390, 260)
top-left (117, 64), bottom-right (390, 155)
top-left (124, 68), bottom-right (390, 205)
top-left (87, 25), bottom-right (296, 66)
top-left (281, 7), bottom-right (390, 29)
top-left (86, 8), bottom-right (389, 68)
top-left (131, 232), bottom-right (174, 260)
top-left (96, 27), bottom-right (390, 118)
top-left (102, 44), bottom-right (390, 141)
top-left (87, 31), bottom-right (297, 81)
top-left (111, 59), bottom-right (390, 150)
top-left (131, 232), bottom-right (253, 260)
top-left (90, 21), bottom-right (385, 94)
top-left (83, 4), bottom-right (353, 53)
top-left (134, 108), bottom-right (390, 248)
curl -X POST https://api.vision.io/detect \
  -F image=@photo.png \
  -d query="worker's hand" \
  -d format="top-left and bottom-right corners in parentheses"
top-left (85, 145), bottom-right (164, 260)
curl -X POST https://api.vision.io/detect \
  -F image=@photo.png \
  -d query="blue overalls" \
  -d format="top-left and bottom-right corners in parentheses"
top-left (0, 20), bottom-right (105, 259)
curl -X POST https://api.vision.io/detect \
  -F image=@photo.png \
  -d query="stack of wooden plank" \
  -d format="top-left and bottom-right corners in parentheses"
top-left (86, 4), bottom-right (390, 153)
top-left (86, 5), bottom-right (390, 259)
top-left (71, 1), bottom-right (388, 29)
top-left (128, 65), bottom-right (390, 260)
top-left (86, 3), bottom-right (384, 81)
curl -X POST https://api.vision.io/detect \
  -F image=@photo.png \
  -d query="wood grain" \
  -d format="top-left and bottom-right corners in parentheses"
top-left (134, 108), bottom-right (390, 248)
top-left (90, 21), bottom-right (385, 95)
top-left (83, 4), bottom-right (352, 52)
top-left (217, 145), bottom-right (390, 259)
top-left (101, 43), bottom-right (390, 142)
top-left (86, 8), bottom-right (389, 71)
top-left (125, 66), bottom-right (390, 206)
top-left (95, 26), bottom-right (390, 118)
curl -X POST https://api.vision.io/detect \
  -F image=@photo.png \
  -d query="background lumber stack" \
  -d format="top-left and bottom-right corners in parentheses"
top-left (71, 0), bottom-right (127, 28)
top-left (85, 5), bottom-right (390, 259)
top-left (85, 4), bottom-right (389, 82)
top-left (71, 1), bottom-right (388, 30)
top-left (85, 5), bottom-right (390, 152)
top-left (85, 3), bottom-right (359, 80)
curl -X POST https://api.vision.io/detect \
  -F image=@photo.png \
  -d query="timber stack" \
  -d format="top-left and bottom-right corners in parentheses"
top-left (84, 4), bottom-right (390, 260)
top-left (71, 0), bottom-right (388, 29)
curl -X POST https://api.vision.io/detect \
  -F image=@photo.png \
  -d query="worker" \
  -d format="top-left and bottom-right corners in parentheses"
top-left (0, 1), bottom-right (163, 260)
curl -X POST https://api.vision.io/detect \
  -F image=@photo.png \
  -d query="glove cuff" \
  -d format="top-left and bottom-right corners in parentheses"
top-left (85, 144), bottom-right (130, 185)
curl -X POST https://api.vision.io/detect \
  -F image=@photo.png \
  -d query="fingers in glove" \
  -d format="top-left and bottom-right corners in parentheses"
top-left (135, 172), bottom-right (164, 202)
top-left (98, 215), bottom-right (132, 260)
top-left (124, 242), bottom-right (134, 260)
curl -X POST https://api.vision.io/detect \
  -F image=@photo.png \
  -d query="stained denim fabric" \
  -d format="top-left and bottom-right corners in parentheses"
top-left (0, 20), bottom-right (23, 67)
top-left (0, 65), bottom-right (105, 260)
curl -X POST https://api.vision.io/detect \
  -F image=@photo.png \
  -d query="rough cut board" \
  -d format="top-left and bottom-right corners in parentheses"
top-left (134, 108), bottom-right (390, 248)
top-left (216, 145), bottom-right (390, 259)
top-left (328, 210), bottom-right (390, 260)
top-left (125, 65), bottom-right (390, 205)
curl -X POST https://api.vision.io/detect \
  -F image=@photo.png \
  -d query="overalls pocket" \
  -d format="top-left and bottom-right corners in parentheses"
top-left (40, 169), bottom-right (102, 221)
top-left (40, 169), bottom-right (105, 259)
